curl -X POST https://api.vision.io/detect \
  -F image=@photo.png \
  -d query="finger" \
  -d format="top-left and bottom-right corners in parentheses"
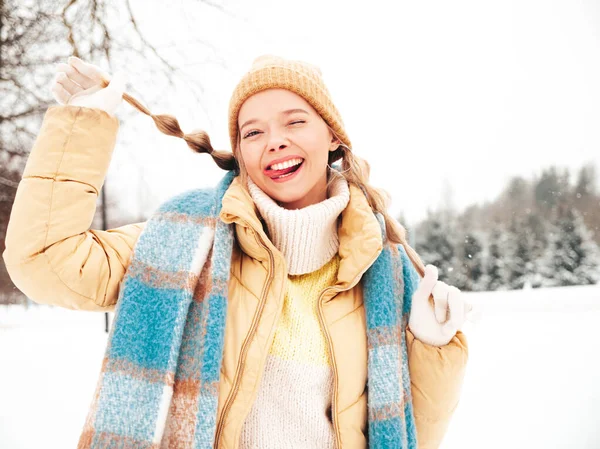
top-left (432, 281), bottom-right (449, 322)
top-left (68, 56), bottom-right (109, 83)
top-left (51, 82), bottom-right (71, 105)
top-left (55, 72), bottom-right (84, 96)
top-left (56, 62), bottom-right (96, 89)
top-left (67, 85), bottom-right (103, 105)
top-left (413, 264), bottom-right (439, 307)
top-left (416, 264), bottom-right (438, 295)
top-left (447, 286), bottom-right (465, 329)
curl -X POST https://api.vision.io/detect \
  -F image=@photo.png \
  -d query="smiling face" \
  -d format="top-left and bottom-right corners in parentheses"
top-left (237, 88), bottom-right (340, 210)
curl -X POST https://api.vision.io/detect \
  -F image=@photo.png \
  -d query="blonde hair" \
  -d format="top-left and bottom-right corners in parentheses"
top-left (107, 80), bottom-right (427, 277)
top-left (324, 130), bottom-right (426, 276)
top-left (101, 79), bottom-right (238, 171)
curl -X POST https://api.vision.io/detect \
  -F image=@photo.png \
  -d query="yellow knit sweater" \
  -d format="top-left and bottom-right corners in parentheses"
top-left (239, 254), bottom-right (341, 448)
top-left (241, 171), bottom-right (350, 448)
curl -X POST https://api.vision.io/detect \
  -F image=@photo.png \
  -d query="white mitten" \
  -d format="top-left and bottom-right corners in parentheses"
top-left (408, 264), bottom-right (471, 347)
top-left (51, 56), bottom-right (127, 117)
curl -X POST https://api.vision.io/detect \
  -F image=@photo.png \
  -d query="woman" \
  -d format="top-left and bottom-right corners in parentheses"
top-left (3, 54), bottom-right (469, 449)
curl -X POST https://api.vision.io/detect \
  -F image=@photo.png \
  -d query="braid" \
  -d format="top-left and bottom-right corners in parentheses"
top-left (326, 129), bottom-right (427, 278)
top-left (99, 78), bottom-right (238, 172)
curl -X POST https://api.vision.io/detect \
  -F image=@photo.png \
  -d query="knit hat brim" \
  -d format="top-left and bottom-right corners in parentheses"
top-left (228, 56), bottom-right (351, 153)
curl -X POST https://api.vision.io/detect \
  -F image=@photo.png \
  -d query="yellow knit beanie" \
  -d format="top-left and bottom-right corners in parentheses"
top-left (228, 54), bottom-right (352, 153)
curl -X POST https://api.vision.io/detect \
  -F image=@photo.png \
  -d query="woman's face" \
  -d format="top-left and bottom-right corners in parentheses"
top-left (237, 88), bottom-right (339, 210)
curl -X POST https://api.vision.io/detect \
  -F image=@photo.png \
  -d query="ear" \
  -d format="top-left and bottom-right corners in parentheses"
top-left (329, 135), bottom-right (341, 152)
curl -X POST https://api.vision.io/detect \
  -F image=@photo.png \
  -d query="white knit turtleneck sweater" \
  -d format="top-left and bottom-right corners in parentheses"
top-left (239, 171), bottom-right (351, 449)
top-left (247, 171), bottom-right (350, 275)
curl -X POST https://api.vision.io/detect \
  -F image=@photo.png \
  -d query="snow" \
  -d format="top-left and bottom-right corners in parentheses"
top-left (1, 284), bottom-right (599, 449)
top-left (442, 284), bottom-right (600, 449)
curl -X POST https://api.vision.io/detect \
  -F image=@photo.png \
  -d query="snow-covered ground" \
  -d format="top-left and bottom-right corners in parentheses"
top-left (442, 284), bottom-right (600, 449)
top-left (1, 284), bottom-right (599, 449)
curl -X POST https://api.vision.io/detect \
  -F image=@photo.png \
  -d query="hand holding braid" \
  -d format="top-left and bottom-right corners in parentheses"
top-left (52, 56), bottom-right (126, 116)
top-left (409, 264), bottom-right (473, 347)
top-left (51, 56), bottom-right (237, 171)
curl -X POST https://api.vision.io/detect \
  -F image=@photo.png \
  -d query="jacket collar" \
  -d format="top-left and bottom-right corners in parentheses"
top-left (219, 175), bottom-right (383, 291)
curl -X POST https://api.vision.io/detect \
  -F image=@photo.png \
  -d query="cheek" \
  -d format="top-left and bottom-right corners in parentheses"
top-left (302, 135), bottom-right (331, 164)
top-left (240, 147), bottom-right (261, 175)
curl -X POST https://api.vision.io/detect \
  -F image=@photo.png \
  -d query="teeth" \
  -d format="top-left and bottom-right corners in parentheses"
top-left (270, 158), bottom-right (303, 171)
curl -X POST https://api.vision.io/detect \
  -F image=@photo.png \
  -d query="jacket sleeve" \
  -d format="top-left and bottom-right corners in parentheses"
top-left (2, 105), bottom-right (146, 312)
top-left (406, 328), bottom-right (468, 449)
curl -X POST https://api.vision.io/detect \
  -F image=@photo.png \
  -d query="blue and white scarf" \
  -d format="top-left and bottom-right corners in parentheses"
top-left (77, 170), bottom-right (419, 449)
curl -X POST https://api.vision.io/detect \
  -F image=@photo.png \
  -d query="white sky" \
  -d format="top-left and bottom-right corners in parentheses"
top-left (109, 0), bottom-right (600, 226)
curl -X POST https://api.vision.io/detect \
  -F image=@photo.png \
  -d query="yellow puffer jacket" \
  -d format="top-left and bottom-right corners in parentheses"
top-left (3, 105), bottom-right (469, 449)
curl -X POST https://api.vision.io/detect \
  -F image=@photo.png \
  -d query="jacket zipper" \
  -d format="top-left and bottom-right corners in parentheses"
top-left (214, 226), bottom-right (275, 448)
top-left (316, 249), bottom-right (381, 449)
top-left (317, 287), bottom-right (341, 449)
top-left (213, 215), bottom-right (381, 448)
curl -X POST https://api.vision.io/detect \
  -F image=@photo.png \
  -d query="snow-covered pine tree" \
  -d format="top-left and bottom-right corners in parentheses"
top-left (541, 206), bottom-right (600, 286)
top-left (415, 210), bottom-right (455, 284)
top-left (524, 213), bottom-right (548, 288)
top-left (504, 213), bottom-right (548, 289)
top-left (484, 223), bottom-right (508, 290)
top-left (573, 163), bottom-right (599, 246)
top-left (534, 166), bottom-right (570, 218)
top-left (461, 231), bottom-right (485, 291)
top-left (571, 208), bottom-right (600, 284)
top-left (503, 216), bottom-right (529, 289)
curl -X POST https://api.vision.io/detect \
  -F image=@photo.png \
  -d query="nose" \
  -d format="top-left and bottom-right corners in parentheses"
top-left (267, 128), bottom-right (289, 152)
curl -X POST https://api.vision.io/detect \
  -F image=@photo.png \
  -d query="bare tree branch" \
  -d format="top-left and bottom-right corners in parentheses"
top-left (0, 176), bottom-right (19, 188)
top-left (125, 0), bottom-right (176, 75)
top-left (0, 105), bottom-right (49, 121)
top-left (61, 0), bottom-right (81, 57)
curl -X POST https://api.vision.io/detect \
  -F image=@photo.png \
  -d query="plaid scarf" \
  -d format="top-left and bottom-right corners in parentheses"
top-left (77, 170), bottom-right (418, 449)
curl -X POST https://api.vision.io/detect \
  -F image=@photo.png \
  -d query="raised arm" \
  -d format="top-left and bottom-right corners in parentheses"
top-left (3, 103), bottom-right (145, 311)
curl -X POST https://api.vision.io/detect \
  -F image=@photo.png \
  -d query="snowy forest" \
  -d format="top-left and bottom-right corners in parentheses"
top-left (410, 163), bottom-right (600, 291)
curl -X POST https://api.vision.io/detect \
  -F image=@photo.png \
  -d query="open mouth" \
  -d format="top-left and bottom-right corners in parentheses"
top-left (265, 158), bottom-right (305, 181)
